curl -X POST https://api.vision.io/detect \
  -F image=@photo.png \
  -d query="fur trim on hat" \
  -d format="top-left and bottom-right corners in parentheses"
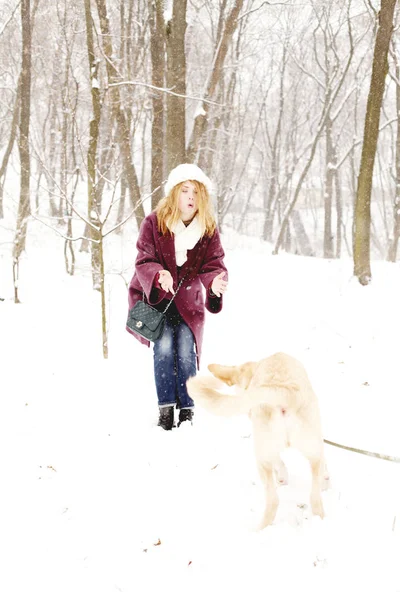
top-left (164, 163), bottom-right (212, 196)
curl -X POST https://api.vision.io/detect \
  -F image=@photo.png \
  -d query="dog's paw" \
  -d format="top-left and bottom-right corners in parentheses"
top-left (257, 515), bottom-right (275, 530)
top-left (322, 475), bottom-right (331, 491)
top-left (257, 503), bottom-right (279, 529)
top-left (274, 461), bottom-right (289, 486)
top-left (276, 475), bottom-right (288, 486)
top-left (310, 496), bottom-right (325, 519)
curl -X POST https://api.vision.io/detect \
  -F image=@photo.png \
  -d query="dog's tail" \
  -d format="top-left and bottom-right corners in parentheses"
top-left (187, 375), bottom-right (296, 417)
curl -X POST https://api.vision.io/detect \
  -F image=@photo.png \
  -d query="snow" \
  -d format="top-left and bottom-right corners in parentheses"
top-left (0, 222), bottom-right (399, 599)
top-left (193, 105), bottom-right (206, 118)
top-left (163, 0), bottom-right (173, 25)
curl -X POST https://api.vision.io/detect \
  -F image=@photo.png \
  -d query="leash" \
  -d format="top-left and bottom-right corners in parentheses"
top-left (324, 438), bottom-right (400, 464)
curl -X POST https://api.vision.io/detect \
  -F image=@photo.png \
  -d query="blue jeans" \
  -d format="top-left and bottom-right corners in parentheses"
top-left (153, 315), bottom-right (197, 409)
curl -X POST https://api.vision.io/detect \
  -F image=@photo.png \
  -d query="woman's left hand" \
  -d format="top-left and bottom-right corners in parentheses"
top-left (211, 272), bottom-right (228, 297)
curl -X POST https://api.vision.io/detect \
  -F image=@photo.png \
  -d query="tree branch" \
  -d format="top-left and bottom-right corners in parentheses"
top-left (30, 212), bottom-right (99, 244)
top-left (238, 0), bottom-right (293, 20)
top-left (0, 1), bottom-right (21, 38)
top-left (108, 80), bottom-right (223, 106)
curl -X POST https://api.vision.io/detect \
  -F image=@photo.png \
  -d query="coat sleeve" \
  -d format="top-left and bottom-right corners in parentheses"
top-left (134, 217), bottom-right (167, 305)
top-left (198, 228), bottom-right (228, 314)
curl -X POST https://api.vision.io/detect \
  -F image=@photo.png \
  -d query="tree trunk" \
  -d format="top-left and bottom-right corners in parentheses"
top-left (149, 0), bottom-right (165, 208)
top-left (335, 167), bottom-right (343, 258)
top-left (1, 0), bottom-right (39, 221)
top-left (98, 225), bottom-right (108, 359)
top-left (186, 0), bottom-right (244, 163)
top-left (83, 0), bottom-right (102, 288)
top-left (47, 99), bottom-right (60, 217)
top-left (0, 75), bottom-right (21, 220)
top-left (323, 114), bottom-right (335, 258)
top-left (273, 120), bottom-right (327, 255)
top-left (46, 31), bottom-right (63, 218)
top-left (64, 169), bottom-right (79, 276)
top-left (353, 0), bottom-right (397, 284)
top-left (13, 0), bottom-right (31, 304)
top-left (59, 3), bottom-right (70, 226)
top-left (115, 176), bottom-right (127, 230)
top-left (264, 43), bottom-right (287, 242)
top-left (291, 209), bottom-right (314, 256)
top-left (95, 0), bottom-right (145, 229)
top-left (388, 58), bottom-right (400, 262)
top-left (165, 0), bottom-right (187, 173)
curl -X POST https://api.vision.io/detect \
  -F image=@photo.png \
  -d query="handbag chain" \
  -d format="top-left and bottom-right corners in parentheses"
top-left (161, 277), bottom-right (186, 313)
top-left (142, 274), bottom-right (187, 314)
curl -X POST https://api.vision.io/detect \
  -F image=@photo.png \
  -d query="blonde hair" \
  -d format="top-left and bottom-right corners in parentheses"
top-left (155, 180), bottom-right (216, 237)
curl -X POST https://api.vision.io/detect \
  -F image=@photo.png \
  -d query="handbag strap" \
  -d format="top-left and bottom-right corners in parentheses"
top-left (161, 277), bottom-right (186, 313)
top-left (142, 274), bottom-right (187, 314)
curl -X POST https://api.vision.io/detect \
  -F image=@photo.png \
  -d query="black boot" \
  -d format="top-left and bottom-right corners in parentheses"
top-left (177, 408), bottom-right (194, 427)
top-left (158, 406), bottom-right (174, 430)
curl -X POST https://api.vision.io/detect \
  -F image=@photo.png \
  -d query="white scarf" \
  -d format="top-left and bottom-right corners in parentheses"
top-left (171, 216), bottom-right (202, 266)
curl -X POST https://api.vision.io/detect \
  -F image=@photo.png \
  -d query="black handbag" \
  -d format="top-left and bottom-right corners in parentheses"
top-left (126, 300), bottom-right (166, 342)
top-left (126, 278), bottom-right (185, 342)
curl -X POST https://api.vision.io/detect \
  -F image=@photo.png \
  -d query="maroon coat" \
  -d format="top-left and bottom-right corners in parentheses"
top-left (127, 212), bottom-right (227, 367)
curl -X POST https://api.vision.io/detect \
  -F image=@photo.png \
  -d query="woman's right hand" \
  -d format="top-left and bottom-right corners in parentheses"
top-left (158, 270), bottom-right (175, 294)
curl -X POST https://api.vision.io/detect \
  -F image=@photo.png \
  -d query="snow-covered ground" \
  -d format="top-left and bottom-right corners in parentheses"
top-left (0, 222), bottom-right (399, 599)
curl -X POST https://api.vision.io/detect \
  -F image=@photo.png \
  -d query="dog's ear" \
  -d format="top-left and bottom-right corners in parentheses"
top-left (208, 363), bottom-right (237, 386)
top-left (237, 362), bottom-right (257, 389)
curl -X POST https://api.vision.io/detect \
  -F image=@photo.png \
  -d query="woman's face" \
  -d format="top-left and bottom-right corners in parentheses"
top-left (178, 181), bottom-right (198, 222)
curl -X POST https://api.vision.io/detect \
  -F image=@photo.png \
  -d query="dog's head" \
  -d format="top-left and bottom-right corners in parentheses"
top-left (207, 361), bottom-right (257, 389)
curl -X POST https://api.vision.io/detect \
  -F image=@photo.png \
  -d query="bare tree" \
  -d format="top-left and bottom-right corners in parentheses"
top-left (149, 0), bottom-right (165, 208)
top-left (165, 0), bottom-right (187, 172)
top-left (13, 0), bottom-right (32, 303)
top-left (95, 0), bottom-right (145, 228)
top-left (387, 38), bottom-right (400, 262)
top-left (0, 75), bottom-right (21, 220)
top-left (273, 3), bottom-right (356, 256)
top-left (263, 39), bottom-right (288, 242)
top-left (186, 0), bottom-right (245, 163)
top-left (83, 0), bottom-right (102, 291)
top-left (1, 0), bottom-right (400, 312)
top-left (353, 0), bottom-right (397, 284)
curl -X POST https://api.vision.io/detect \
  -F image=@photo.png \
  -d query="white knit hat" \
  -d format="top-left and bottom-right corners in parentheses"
top-left (164, 163), bottom-right (212, 197)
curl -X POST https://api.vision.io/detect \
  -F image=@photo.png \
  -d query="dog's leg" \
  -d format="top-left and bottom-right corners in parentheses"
top-left (257, 462), bottom-right (279, 528)
top-left (274, 459), bottom-right (288, 486)
top-left (308, 457), bottom-right (325, 519)
top-left (321, 460), bottom-right (330, 491)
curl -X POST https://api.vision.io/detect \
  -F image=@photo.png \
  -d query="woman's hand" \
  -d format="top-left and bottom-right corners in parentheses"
top-left (158, 270), bottom-right (175, 294)
top-left (211, 272), bottom-right (228, 297)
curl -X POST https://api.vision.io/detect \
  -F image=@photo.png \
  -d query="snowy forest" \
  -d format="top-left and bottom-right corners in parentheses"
top-left (1, 0), bottom-right (399, 304)
top-left (1, 3), bottom-right (400, 596)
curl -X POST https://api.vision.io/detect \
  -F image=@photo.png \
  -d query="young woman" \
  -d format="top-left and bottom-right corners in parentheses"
top-left (127, 163), bottom-right (228, 430)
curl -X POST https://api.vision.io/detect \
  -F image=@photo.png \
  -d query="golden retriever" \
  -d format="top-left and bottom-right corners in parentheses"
top-left (187, 352), bottom-right (329, 528)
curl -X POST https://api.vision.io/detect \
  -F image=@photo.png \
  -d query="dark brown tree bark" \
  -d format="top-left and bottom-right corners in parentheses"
top-left (83, 0), bottom-right (102, 290)
top-left (0, 0), bottom-right (39, 221)
top-left (149, 0), bottom-right (165, 208)
top-left (165, 0), bottom-right (187, 173)
top-left (13, 0), bottom-right (32, 303)
top-left (95, 0), bottom-right (145, 228)
top-left (0, 75), bottom-right (22, 220)
top-left (353, 0), bottom-right (397, 284)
